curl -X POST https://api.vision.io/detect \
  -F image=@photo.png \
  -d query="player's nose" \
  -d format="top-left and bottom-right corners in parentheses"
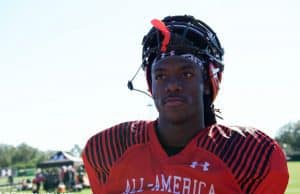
top-left (165, 78), bottom-right (182, 93)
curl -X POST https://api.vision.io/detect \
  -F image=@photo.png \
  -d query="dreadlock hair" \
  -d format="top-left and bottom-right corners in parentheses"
top-left (141, 15), bottom-right (224, 127)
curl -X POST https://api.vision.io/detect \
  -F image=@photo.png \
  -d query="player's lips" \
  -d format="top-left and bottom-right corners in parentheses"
top-left (163, 96), bottom-right (187, 107)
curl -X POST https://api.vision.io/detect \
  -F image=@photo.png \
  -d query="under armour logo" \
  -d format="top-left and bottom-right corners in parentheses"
top-left (190, 161), bottom-right (210, 171)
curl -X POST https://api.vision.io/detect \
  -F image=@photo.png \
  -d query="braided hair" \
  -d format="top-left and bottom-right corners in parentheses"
top-left (141, 15), bottom-right (224, 126)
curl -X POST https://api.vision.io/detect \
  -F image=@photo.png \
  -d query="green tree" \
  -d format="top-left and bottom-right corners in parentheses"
top-left (0, 143), bottom-right (52, 169)
top-left (0, 144), bottom-right (15, 168)
top-left (275, 120), bottom-right (300, 155)
top-left (70, 144), bottom-right (82, 158)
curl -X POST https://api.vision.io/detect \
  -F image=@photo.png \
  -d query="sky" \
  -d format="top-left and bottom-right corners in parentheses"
top-left (0, 0), bottom-right (299, 151)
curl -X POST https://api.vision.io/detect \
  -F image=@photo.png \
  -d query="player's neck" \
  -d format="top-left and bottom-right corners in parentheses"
top-left (156, 116), bottom-right (205, 148)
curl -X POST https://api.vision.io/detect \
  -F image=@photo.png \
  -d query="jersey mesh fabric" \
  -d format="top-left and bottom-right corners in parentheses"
top-left (82, 120), bottom-right (289, 194)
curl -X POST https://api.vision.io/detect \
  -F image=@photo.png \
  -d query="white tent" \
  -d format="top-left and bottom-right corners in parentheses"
top-left (37, 151), bottom-right (83, 168)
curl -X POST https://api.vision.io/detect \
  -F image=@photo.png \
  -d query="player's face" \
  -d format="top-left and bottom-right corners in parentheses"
top-left (151, 56), bottom-right (205, 124)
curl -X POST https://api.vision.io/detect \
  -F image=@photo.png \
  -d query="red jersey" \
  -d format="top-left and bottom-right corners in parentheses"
top-left (82, 120), bottom-right (289, 194)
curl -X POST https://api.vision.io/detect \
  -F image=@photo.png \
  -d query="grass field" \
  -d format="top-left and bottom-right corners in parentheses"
top-left (0, 175), bottom-right (92, 194)
top-left (1, 162), bottom-right (299, 193)
top-left (285, 161), bottom-right (300, 194)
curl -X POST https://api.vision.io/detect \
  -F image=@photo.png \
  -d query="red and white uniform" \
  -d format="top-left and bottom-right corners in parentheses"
top-left (82, 120), bottom-right (289, 194)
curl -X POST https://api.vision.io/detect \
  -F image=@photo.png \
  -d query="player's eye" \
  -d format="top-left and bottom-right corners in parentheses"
top-left (155, 73), bottom-right (166, 81)
top-left (182, 72), bottom-right (194, 78)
